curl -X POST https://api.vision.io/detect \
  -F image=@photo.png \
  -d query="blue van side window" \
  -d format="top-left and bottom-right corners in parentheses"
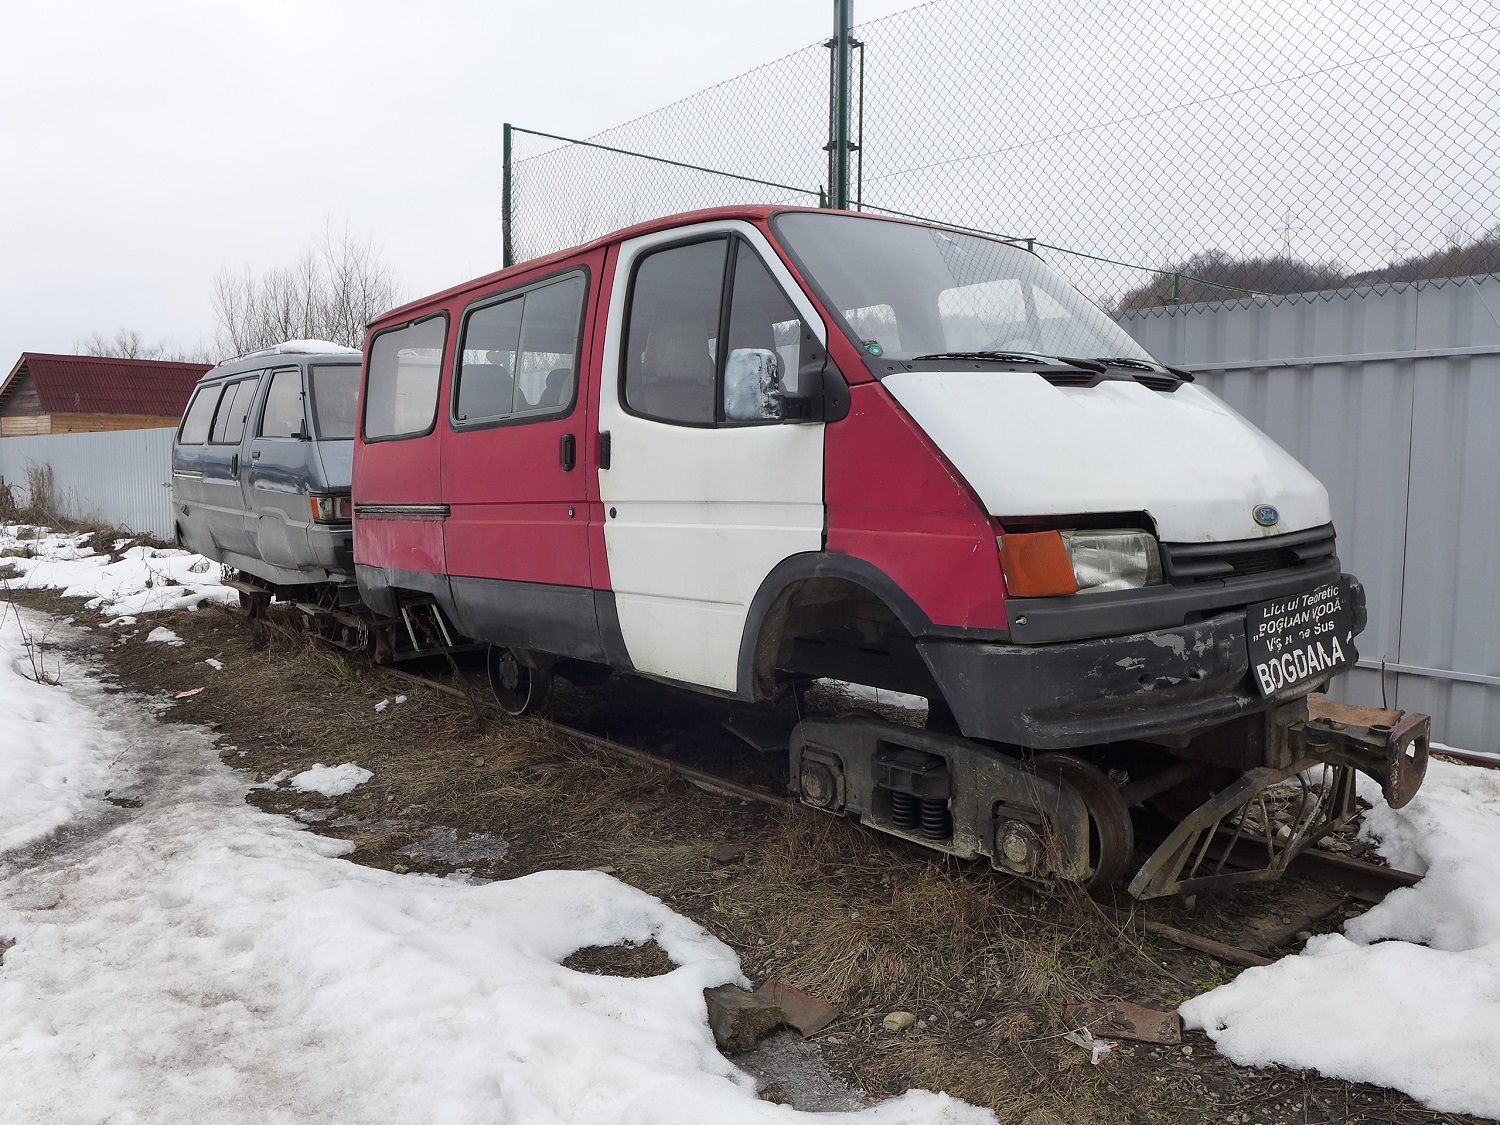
top-left (178, 385), bottom-right (222, 445)
top-left (310, 365), bottom-right (359, 439)
top-left (209, 378), bottom-right (259, 445)
top-left (259, 369), bottom-right (305, 439)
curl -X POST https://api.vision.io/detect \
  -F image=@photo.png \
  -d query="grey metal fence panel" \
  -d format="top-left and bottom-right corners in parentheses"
top-left (0, 427), bottom-right (175, 540)
top-left (1118, 274), bottom-right (1500, 752)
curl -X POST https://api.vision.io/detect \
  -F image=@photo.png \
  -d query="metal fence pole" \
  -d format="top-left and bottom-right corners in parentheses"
top-left (833, 0), bottom-right (852, 209)
top-left (502, 122), bottom-right (514, 269)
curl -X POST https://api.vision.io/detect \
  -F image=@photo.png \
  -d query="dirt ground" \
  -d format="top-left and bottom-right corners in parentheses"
top-left (8, 586), bottom-right (1483, 1125)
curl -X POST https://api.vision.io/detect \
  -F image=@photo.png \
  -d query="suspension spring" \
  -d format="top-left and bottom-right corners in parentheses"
top-left (889, 789), bottom-right (919, 830)
top-left (919, 796), bottom-right (951, 840)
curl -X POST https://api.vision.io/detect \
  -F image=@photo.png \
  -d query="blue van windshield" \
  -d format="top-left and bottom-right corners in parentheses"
top-left (774, 212), bottom-right (1155, 366)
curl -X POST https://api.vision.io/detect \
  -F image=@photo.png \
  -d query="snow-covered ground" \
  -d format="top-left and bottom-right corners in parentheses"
top-left (1182, 762), bottom-right (1500, 1118)
top-left (0, 524), bottom-right (238, 616)
top-left (0, 547), bottom-right (989, 1122)
top-left (6, 520), bottom-right (1500, 1119)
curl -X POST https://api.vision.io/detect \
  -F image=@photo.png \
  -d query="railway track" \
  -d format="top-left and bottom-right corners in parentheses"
top-left (372, 649), bottom-right (1434, 972)
top-left (257, 607), bottom-right (1449, 972)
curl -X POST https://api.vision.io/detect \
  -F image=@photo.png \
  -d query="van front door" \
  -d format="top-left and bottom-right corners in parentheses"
top-left (244, 366), bottom-right (317, 572)
top-left (595, 223), bottom-right (826, 693)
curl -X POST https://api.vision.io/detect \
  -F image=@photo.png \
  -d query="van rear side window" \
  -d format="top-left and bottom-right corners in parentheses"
top-left (259, 369), bottom-right (305, 438)
top-left (310, 364), bottom-right (359, 439)
top-left (210, 377), bottom-right (259, 444)
top-left (178, 384), bottom-right (222, 445)
top-left (365, 317), bottom-right (447, 440)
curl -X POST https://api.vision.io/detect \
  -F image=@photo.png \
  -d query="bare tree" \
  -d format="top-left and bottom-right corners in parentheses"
top-left (76, 328), bottom-right (209, 362)
top-left (211, 223), bottom-right (405, 358)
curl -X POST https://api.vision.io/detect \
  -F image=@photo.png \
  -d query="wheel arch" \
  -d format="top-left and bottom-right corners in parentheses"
top-left (735, 552), bottom-right (935, 700)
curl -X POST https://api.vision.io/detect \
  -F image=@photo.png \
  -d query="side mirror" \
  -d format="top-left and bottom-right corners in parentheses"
top-left (724, 348), bottom-right (785, 422)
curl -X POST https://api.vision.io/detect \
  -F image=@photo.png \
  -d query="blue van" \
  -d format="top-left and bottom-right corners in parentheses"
top-left (172, 342), bottom-right (361, 592)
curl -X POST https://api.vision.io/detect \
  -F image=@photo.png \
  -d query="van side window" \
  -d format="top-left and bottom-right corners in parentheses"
top-left (310, 365), bottom-right (359, 439)
top-left (453, 272), bottom-right (585, 426)
top-left (178, 385), bottom-right (222, 445)
top-left (209, 377), bottom-right (259, 445)
top-left (623, 239), bottom-right (726, 425)
top-left (365, 316), bottom-right (447, 440)
top-left (725, 244), bottom-right (804, 396)
top-left (259, 369), bottom-right (305, 438)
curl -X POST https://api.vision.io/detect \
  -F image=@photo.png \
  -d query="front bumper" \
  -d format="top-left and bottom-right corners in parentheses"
top-left (918, 574), bottom-right (1366, 749)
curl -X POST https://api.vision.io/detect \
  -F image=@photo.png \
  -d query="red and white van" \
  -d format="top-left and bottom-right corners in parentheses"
top-left (353, 207), bottom-right (1428, 896)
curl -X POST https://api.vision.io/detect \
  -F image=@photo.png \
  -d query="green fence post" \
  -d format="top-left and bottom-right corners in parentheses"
top-left (832, 0), bottom-right (852, 209)
top-left (502, 122), bottom-right (514, 269)
top-left (1172, 272), bottom-right (1181, 305)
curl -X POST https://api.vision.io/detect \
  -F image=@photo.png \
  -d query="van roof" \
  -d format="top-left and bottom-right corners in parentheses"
top-left (199, 347), bottom-right (362, 383)
top-left (369, 204), bottom-right (849, 332)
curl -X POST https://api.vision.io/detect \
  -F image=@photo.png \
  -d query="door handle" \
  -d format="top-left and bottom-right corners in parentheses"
top-left (231, 453), bottom-right (239, 475)
top-left (599, 430), bottom-right (611, 471)
top-left (560, 433), bottom-right (576, 472)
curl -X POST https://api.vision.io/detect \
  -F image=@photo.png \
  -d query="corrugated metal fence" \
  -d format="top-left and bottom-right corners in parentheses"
top-left (0, 427), bottom-right (174, 541)
top-left (1119, 273), bottom-right (1500, 753)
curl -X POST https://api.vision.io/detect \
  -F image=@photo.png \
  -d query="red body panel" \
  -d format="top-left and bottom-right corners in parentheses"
top-left (355, 422), bottom-right (447, 574)
top-left (355, 510), bottom-right (446, 574)
top-left (824, 382), bottom-right (1007, 631)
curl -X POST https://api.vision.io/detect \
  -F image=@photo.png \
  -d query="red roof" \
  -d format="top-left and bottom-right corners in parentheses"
top-left (1, 353), bottom-right (212, 416)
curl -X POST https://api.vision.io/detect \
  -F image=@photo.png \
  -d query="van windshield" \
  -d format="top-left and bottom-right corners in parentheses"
top-left (773, 212), bottom-right (1155, 367)
top-left (310, 364), bottom-right (360, 439)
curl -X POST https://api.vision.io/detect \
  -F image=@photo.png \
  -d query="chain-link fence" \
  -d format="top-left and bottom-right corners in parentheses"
top-left (507, 0), bottom-right (1500, 311)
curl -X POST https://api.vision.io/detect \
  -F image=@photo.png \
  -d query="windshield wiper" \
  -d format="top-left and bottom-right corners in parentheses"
top-left (1091, 356), bottom-right (1195, 382)
top-left (1091, 356), bottom-right (1158, 371)
top-left (910, 350), bottom-right (1055, 364)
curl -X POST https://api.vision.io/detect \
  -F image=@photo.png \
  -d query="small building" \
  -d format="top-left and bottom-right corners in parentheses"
top-left (0, 353), bottom-right (212, 436)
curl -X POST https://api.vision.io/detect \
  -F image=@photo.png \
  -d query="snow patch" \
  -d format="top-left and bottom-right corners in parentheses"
top-left (0, 612), bottom-right (121, 852)
top-left (1, 523), bottom-right (236, 616)
top-left (146, 627), bottom-right (184, 646)
top-left (289, 763), bottom-right (374, 797)
top-left (1181, 759), bottom-right (1500, 1118)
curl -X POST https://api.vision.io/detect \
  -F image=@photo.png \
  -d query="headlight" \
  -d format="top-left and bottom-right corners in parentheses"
top-left (1061, 530), bottom-right (1162, 593)
top-left (998, 528), bottom-right (1162, 597)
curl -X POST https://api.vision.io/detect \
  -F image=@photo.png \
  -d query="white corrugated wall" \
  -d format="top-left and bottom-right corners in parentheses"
top-left (0, 427), bottom-right (175, 540)
top-left (1119, 274), bottom-right (1500, 752)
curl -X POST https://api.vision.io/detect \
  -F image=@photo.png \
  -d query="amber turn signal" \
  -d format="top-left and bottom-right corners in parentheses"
top-left (998, 531), bottom-right (1080, 597)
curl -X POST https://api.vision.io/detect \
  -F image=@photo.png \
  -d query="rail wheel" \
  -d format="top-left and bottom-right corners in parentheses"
top-left (1031, 752), bottom-right (1135, 889)
top-left (487, 645), bottom-right (553, 717)
top-left (236, 588), bottom-right (271, 619)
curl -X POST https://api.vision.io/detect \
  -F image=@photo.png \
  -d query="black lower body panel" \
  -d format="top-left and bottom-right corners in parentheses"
top-left (356, 565), bottom-right (627, 667)
top-left (918, 575), bottom-right (1364, 749)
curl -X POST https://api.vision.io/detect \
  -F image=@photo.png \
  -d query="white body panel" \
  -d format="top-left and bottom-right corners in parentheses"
top-left (883, 371), bottom-right (1331, 543)
top-left (597, 221), bottom-right (826, 691)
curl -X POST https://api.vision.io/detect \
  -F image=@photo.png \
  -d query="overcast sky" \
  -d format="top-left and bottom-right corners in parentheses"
top-left (0, 0), bottom-right (915, 364)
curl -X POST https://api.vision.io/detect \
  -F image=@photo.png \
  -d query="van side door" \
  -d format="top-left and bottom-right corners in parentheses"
top-left (244, 365), bottom-right (316, 571)
top-left (440, 261), bottom-right (598, 657)
top-left (200, 372), bottom-right (263, 558)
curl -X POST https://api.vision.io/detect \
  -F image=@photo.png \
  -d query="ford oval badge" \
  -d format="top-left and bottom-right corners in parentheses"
top-left (1253, 504), bottom-right (1280, 527)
